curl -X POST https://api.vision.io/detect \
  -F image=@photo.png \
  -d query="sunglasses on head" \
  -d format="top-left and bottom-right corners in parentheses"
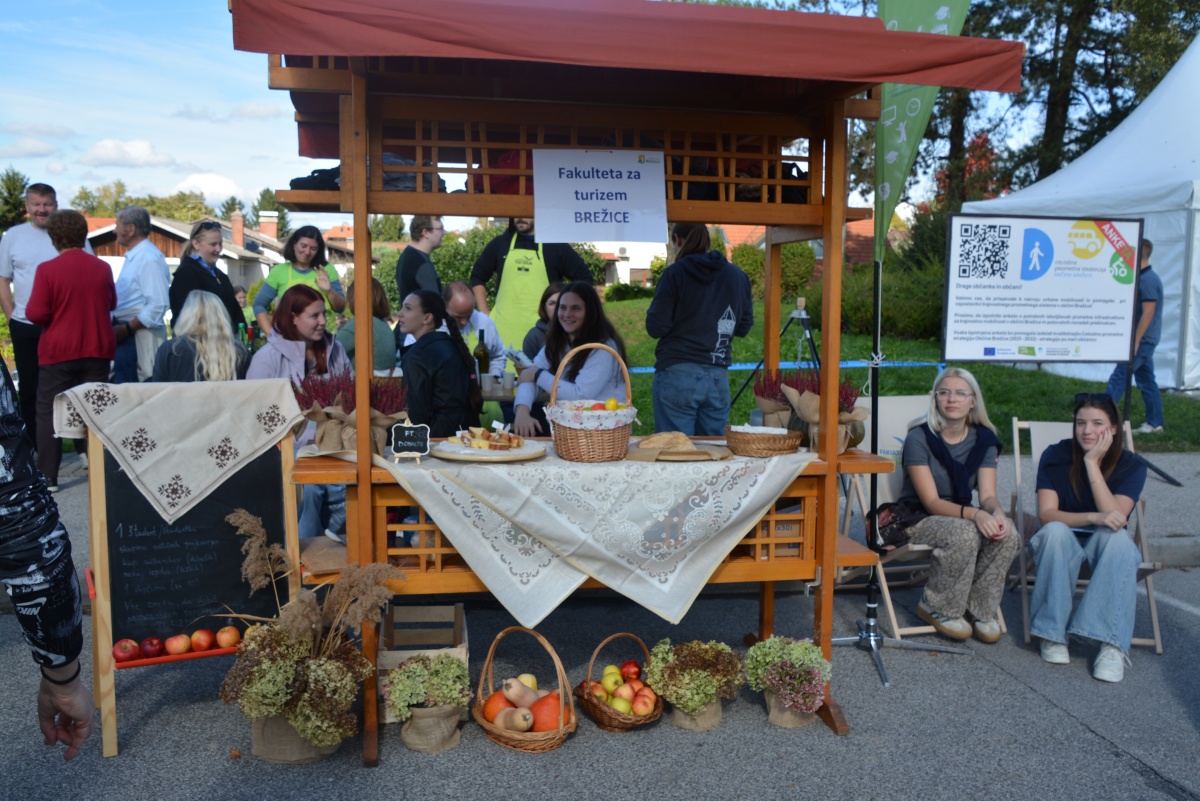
top-left (195, 221), bottom-right (222, 233)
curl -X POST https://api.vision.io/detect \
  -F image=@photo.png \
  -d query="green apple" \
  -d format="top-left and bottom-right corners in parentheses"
top-left (600, 672), bottom-right (624, 694)
top-left (608, 696), bottom-right (633, 714)
top-left (517, 673), bottom-right (538, 691)
top-left (602, 664), bottom-right (621, 676)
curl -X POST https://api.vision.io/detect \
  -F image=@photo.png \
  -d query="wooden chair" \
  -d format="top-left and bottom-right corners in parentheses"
top-left (838, 395), bottom-right (1007, 639)
top-left (1010, 418), bottom-right (1164, 653)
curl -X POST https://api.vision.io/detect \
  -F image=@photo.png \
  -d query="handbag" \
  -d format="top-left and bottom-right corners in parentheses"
top-left (867, 501), bottom-right (929, 554)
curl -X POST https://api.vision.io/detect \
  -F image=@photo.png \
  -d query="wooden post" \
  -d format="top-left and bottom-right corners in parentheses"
top-left (88, 431), bottom-right (119, 757)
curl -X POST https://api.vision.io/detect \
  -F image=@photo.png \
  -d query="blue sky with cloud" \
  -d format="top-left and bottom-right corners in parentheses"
top-left (0, 0), bottom-right (340, 227)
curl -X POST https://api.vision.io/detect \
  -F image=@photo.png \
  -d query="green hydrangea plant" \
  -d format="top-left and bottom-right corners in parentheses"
top-left (644, 639), bottom-right (743, 716)
top-left (744, 635), bottom-right (831, 715)
top-left (383, 653), bottom-right (473, 722)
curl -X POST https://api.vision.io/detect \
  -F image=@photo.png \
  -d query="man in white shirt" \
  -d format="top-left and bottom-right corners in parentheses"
top-left (0, 184), bottom-right (94, 439)
top-left (444, 280), bottom-right (506, 378)
top-left (110, 207), bottom-right (170, 383)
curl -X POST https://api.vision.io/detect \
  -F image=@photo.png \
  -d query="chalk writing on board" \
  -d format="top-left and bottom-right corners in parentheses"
top-left (390, 421), bottom-right (431, 457)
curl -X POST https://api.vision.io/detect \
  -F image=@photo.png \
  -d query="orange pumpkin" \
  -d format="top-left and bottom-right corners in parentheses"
top-left (529, 690), bottom-right (569, 732)
top-left (482, 689), bottom-right (515, 723)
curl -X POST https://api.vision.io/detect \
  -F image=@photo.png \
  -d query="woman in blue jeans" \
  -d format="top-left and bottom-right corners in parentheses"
top-left (1030, 393), bottom-right (1146, 683)
top-left (645, 222), bottom-right (753, 435)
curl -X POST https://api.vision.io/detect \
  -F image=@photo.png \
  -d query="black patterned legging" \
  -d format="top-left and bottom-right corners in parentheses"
top-left (0, 517), bottom-right (83, 668)
top-left (906, 515), bottom-right (1022, 623)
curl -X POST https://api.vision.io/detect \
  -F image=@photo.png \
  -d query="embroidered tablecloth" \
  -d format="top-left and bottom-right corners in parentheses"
top-left (55, 380), bottom-right (302, 523)
top-left (302, 445), bottom-right (815, 626)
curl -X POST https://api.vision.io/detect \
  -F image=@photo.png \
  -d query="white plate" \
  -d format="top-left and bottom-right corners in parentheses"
top-left (429, 440), bottom-right (547, 462)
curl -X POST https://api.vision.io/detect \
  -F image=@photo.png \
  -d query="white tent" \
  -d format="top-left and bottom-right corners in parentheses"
top-left (963, 37), bottom-right (1200, 389)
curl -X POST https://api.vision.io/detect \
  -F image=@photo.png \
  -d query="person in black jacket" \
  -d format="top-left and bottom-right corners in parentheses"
top-left (645, 222), bottom-right (753, 435)
top-left (397, 290), bottom-right (481, 438)
top-left (168, 221), bottom-right (244, 333)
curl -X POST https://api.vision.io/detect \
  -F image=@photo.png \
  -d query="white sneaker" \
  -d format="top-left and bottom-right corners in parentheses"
top-left (79, 453), bottom-right (88, 471)
top-left (324, 529), bottom-right (346, 545)
top-left (1093, 644), bottom-right (1129, 683)
top-left (1040, 639), bottom-right (1069, 665)
top-left (1133, 423), bottom-right (1163, 434)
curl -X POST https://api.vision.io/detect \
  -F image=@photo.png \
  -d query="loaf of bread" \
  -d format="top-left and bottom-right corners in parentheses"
top-left (638, 431), bottom-right (695, 451)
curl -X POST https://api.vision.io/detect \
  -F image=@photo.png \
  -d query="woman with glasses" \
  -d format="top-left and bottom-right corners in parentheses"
top-left (168, 220), bottom-right (244, 332)
top-left (1028, 394), bottom-right (1145, 683)
top-left (895, 367), bottom-right (1019, 643)
top-left (252, 226), bottom-right (346, 333)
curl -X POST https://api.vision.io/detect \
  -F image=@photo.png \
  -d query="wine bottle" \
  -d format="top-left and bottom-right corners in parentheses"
top-left (473, 330), bottom-right (490, 375)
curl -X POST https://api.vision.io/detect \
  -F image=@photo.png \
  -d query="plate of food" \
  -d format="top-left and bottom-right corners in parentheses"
top-left (430, 427), bottom-right (547, 462)
top-left (631, 431), bottom-right (732, 461)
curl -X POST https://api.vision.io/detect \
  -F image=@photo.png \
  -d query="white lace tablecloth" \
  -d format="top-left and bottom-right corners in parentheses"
top-left (305, 445), bottom-right (815, 627)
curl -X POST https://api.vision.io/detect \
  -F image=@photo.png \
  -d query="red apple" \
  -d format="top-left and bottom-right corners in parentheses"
top-left (611, 682), bottom-right (637, 703)
top-left (112, 638), bottom-right (141, 663)
top-left (164, 634), bottom-right (192, 655)
top-left (191, 629), bottom-right (216, 652)
top-left (625, 678), bottom-right (645, 694)
top-left (585, 681), bottom-right (608, 702)
top-left (619, 659), bottom-right (641, 680)
top-left (635, 687), bottom-right (658, 703)
top-left (139, 637), bottom-right (164, 659)
top-left (631, 694), bottom-right (656, 717)
top-left (216, 626), bottom-right (241, 648)
top-left (591, 402), bottom-right (607, 411)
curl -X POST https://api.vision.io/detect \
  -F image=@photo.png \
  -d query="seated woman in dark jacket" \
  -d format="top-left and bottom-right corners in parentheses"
top-left (152, 291), bottom-right (249, 382)
top-left (397, 290), bottom-right (481, 438)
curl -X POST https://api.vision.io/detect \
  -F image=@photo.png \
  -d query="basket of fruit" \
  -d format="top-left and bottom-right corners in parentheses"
top-left (544, 343), bottom-right (635, 463)
top-left (574, 632), bottom-right (663, 732)
top-left (471, 626), bottom-right (577, 753)
top-left (724, 424), bottom-right (805, 458)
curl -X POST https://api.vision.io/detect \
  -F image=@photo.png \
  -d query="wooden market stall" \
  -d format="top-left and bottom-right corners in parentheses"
top-left (231, 0), bottom-right (1022, 760)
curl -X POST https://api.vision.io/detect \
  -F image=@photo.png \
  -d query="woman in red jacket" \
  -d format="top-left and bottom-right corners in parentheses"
top-left (25, 209), bottom-right (116, 491)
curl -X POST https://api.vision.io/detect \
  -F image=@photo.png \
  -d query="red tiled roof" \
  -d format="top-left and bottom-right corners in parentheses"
top-left (325, 222), bottom-right (354, 240)
top-left (720, 224), bottom-right (765, 259)
top-left (86, 217), bottom-right (116, 232)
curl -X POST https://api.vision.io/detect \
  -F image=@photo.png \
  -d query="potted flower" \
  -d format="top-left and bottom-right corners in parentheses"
top-left (780, 372), bottom-right (868, 453)
top-left (744, 635), bottom-right (831, 728)
top-left (219, 510), bottom-right (402, 763)
top-left (644, 639), bottom-right (743, 731)
top-left (752, 368), bottom-right (792, 429)
top-left (293, 373), bottom-right (408, 455)
top-left (382, 652), bottom-right (473, 754)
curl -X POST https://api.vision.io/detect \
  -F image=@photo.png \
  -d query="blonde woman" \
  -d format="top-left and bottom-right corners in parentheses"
top-left (152, 291), bottom-right (249, 381)
top-left (896, 367), bottom-right (1020, 643)
top-left (168, 220), bottom-right (244, 331)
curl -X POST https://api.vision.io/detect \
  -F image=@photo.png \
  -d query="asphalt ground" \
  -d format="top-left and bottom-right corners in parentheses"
top-left (1, 451), bottom-right (1197, 800)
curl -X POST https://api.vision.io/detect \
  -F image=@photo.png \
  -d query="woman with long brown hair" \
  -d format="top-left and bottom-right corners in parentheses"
top-left (246, 284), bottom-right (350, 383)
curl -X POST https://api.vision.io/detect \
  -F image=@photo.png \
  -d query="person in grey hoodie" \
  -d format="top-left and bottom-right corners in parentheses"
top-left (645, 222), bottom-right (753, 435)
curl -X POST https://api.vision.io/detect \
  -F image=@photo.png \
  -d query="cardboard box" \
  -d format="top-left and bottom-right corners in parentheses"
top-left (763, 504), bottom-right (806, 558)
top-left (377, 603), bottom-right (469, 724)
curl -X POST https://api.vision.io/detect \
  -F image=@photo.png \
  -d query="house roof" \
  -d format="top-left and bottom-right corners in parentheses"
top-left (324, 222), bottom-right (354, 240)
top-left (232, 0), bottom-right (1022, 92)
top-left (843, 218), bottom-right (877, 266)
top-left (86, 216), bottom-right (279, 263)
top-left (720, 225), bottom-right (766, 258)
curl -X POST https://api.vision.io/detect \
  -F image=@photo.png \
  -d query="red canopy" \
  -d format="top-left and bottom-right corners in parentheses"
top-left (232, 0), bottom-right (1022, 93)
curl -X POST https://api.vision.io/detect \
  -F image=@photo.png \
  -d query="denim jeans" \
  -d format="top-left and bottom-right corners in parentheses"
top-left (652, 363), bottom-right (730, 436)
top-left (1106, 340), bottom-right (1163, 427)
top-left (1028, 521), bottom-right (1141, 652)
top-left (298, 484), bottom-right (346, 538)
top-left (112, 337), bottom-right (139, 384)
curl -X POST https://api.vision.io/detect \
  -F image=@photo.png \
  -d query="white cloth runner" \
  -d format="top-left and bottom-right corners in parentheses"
top-left (54, 380), bottom-right (303, 523)
top-left (300, 445), bottom-right (816, 626)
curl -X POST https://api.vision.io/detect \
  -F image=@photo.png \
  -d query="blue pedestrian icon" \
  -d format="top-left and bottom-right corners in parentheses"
top-left (1021, 229), bottom-right (1053, 280)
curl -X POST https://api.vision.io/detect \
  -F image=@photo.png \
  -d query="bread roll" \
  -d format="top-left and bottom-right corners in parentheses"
top-left (638, 431), bottom-right (695, 451)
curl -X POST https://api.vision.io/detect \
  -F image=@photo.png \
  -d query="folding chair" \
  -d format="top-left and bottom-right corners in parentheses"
top-left (838, 396), bottom-right (1007, 639)
top-left (1010, 418), bottom-right (1164, 653)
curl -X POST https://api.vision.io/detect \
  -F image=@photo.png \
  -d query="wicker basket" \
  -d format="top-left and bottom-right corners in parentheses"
top-left (574, 633), bottom-right (664, 732)
top-left (724, 425), bottom-right (804, 457)
top-left (471, 626), bottom-right (577, 753)
top-left (547, 342), bottom-right (634, 463)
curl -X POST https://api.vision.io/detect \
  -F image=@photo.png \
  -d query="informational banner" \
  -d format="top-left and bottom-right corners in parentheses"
top-left (874, 0), bottom-right (970, 263)
top-left (944, 214), bottom-right (1142, 363)
top-left (532, 149), bottom-right (667, 243)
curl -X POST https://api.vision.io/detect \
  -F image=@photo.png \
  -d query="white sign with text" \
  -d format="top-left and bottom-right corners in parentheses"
top-left (944, 214), bottom-right (1142, 363)
top-left (532, 149), bottom-right (667, 243)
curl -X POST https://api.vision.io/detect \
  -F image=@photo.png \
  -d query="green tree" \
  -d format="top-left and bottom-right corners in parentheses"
top-left (249, 188), bottom-right (291, 239)
top-left (571, 241), bottom-right (608, 285)
top-left (432, 225), bottom-right (506, 301)
top-left (71, 179), bottom-right (132, 216)
top-left (370, 245), bottom-right (403, 312)
top-left (732, 241), bottom-right (815, 301)
top-left (649, 254), bottom-right (668, 285)
top-left (219, 196), bottom-right (244, 220)
top-left (369, 214), bottom-right (407, 242)
top-left (142, 191), bottom-right (215, 221)
top-left (0, 166), bottom-right (29, 232)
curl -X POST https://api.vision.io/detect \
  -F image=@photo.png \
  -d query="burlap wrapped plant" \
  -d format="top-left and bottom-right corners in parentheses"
top-left (294, 375), bottom-right (408, 456)
top-left (780, 375), bottom-right (869, 455)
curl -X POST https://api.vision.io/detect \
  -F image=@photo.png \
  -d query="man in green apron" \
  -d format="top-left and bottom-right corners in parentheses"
top-left (469, 218), bottom-right (593, 352)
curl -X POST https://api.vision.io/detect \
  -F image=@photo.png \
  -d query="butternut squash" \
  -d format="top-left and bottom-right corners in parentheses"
top-left (502, 676), bottom-right (540, 707)
top-left (493, 706), bottom-right (533, 732)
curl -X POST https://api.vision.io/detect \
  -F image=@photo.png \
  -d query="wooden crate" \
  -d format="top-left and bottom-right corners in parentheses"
top-left (377, 603), bottom-right (469, 724)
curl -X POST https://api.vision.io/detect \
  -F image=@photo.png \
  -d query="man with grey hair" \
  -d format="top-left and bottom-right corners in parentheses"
top-left (111, 206), bottom-right (170, 383)
top-left (0, 183), bottom-right (93, 439)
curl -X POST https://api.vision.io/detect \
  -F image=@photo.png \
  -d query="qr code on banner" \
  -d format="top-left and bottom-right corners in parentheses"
top-left (957, 223), bottom-right (1011, 279)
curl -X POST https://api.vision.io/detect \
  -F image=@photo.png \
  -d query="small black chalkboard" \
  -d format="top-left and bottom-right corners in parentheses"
top-left (103, 446), bottom-right (286, 643)
top-left (389, 420), bottom-right (431, 457)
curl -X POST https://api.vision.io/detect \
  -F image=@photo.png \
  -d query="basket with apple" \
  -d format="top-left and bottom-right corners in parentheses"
top-left (574, 632), bottom-right (663, 732)
top-left (544, 343), bottom-right (636, 463)
top-left (471, 626), bottom-right (577, 753)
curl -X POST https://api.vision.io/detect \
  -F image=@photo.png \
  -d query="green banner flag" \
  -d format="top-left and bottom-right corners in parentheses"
top-left (873, 0), bottom-right (970, 263)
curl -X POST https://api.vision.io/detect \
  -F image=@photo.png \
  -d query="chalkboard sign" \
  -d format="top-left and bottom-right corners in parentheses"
top-left (103, 446), bottom-right (286, 644)
top-left (390, 420), bottom-right (431, 457)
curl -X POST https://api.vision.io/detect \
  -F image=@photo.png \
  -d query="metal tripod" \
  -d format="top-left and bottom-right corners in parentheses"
top-left (831, 568), bottom-right (972, 688)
